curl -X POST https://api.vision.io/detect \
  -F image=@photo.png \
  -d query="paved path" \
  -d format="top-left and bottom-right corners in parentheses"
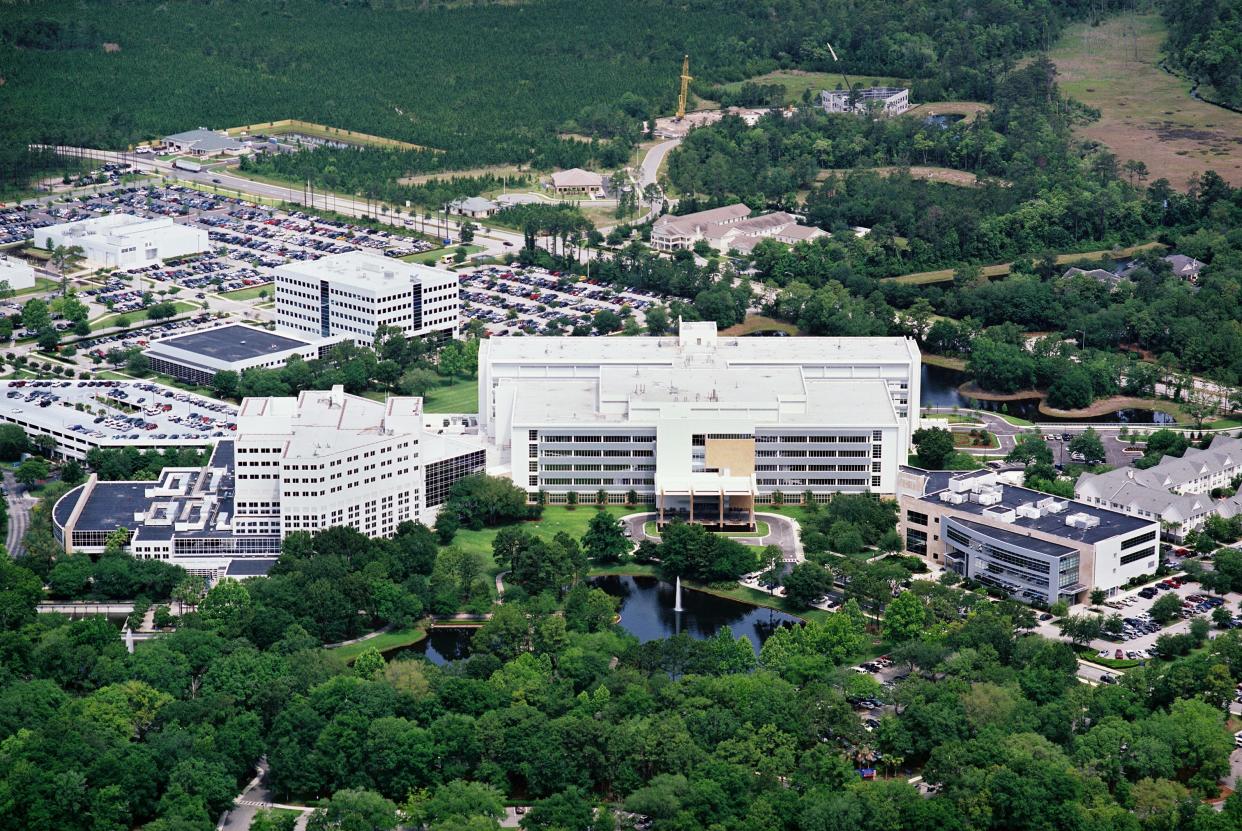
top-left (620, 511), bottom-right (802, 562)
top-left (3, 469), bottom-right (31, 557)
top-left (217, 759), bottom-right (315, 831)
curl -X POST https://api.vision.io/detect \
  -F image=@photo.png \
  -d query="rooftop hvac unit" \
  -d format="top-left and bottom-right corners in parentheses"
top-left (1017, 502), bottom-right (1043, 519)
top-left (983, 505), bottom-right (1017, 523)
top-left (975, 486), bottom-right (1003, 506)
top-left (1065, 512), bottom-right (1100, 530)
top-left (1038, 496), bottom-right (1066, 513)
top-left (939, 491), bottom-right (966, 504)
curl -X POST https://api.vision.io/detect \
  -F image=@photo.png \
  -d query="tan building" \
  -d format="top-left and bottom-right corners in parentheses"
top-left (650, 204), bottom-right (826, 253)
top-left (549, 168), bottom-right (604, 197)
top-left (900, 467), bottom-right (1161, 604)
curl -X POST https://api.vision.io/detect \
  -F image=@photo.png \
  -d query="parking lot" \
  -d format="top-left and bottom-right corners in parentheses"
top-left (1034, 580), bottom-right (1242, 661)
top-left (0, 379), bottom-right (237, 457)
top-left (6, 183), bottom-right (439, 304)
top-left (459, 264), bottom-right (666, 335)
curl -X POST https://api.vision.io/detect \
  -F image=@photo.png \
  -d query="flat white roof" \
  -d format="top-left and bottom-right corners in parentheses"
top-left (275, 250), bottom-right (456, 294)
top-left (484, 321), bottom-right (919, 367)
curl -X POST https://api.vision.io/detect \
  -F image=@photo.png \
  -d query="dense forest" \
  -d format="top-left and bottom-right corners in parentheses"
top-left (0, 0), bottom-right (1126, 197)
top-left (1163, 0), bottom-right (1242, 107)
top-left (7, 516), bottom-right (1242, 830)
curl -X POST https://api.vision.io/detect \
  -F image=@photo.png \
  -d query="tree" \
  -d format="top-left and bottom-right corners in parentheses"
top-left (782, 562), bottom-right (833, 608)
top-left (1150, 592), bottom-right (1183, 624)
top-left (912, 427), bottom-right (955, 469)
top-left (49, 244), bottom-right (85, 294)
top-left (353, 647), bottom-right (386, 679)
top-left (307, 789), bottom-right (399, 831)
top-left (0, 424), bottom-right (29, 461)
top-left (581, 511), bottom-right (629, 564)
top-left (521, 787), bottom-right (595, 831)
top-left (883, 591), bottom-right (927, 642)
top-left (1213, 604), bottom-right (1234, 629)
top-left (645, 305), bottom-right (670, 335)
top-left (212, 370), bottom-right (239, 399)
top-left (1069, 429), bottom-right (1106, 465)
top-left (1007, 434), bottom-right (1053, 466)
top-left (199, 578), bottom-right (254, 638)
top-left (1089, 588), bottom-right (1107, 607)
top-left (14, 456), bottom-right (49, 487)
top-left (399, 368), bottom-right (440, 398)
top-left (21, 298), bottom-right (51, 333)
top-left (126, 351), bottom-right (151, 376)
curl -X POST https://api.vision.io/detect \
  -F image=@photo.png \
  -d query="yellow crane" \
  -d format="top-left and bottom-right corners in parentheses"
top-left (676, 55), bottom-right (693, 121)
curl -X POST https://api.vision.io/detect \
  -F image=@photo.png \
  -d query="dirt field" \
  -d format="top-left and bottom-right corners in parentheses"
top-left (1049, 14), bottom-right (1242, 187)
top-left (816, 165), bottom-right (997, 188)
top-left (397, 164), bottom-right (526, 186)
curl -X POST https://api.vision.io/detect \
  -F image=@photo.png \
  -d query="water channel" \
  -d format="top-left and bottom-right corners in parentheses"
top-left (920, 363), bottom-right (1175, 424)
top-left (393, 575), bottom-right (801, 666)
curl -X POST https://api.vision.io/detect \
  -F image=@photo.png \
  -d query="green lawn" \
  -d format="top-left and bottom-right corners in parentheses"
top-left (218, 283), bottom-right (273, 301)
top-left (424, 378), bottom-right (479, 413)
top-left (12, 277), bottom-right (58, 297)
top-left (330, 626), bottom-right (427, 661)
top-left (400, 245), bottom-right (482, 266)
top-left (713, 70), bottom-right (908, 106)
top-left (91, 302), bottom-right (197, 331)
top-left (452, 506), bottom-right (633, 581)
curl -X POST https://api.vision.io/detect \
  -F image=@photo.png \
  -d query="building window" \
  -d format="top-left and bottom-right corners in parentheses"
top-left (906, 510), bottom-right (928, 526)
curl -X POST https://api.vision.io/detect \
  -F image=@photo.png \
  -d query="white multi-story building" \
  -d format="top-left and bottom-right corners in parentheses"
top-left (819, 87), bottom-right (910, 116)
top-left (52, 386), bottom-right (486, 578)
top-left (900, 467), bottom-right (1161, 604)
top-left (274, 251), bottom-right (459, 348)
top-left (34, 214), bottom-right (209, 269)
top-left (0, 254), bottom-right (36, 291)
top-left (479, 321), bottom-right (918, 516)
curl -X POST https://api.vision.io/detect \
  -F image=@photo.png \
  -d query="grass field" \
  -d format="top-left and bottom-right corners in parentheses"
top-left (226, 118), bottom-right (437, 152)
top-left (423, 378), bottom-right (479, 413)
top-left (921, 354), bottom-right (968, 371)
top-left (953, 430), bottom-right (998, 449)
top-left (91, 302), bottom-right (198, 331)
top-left (904, 101), bottom-right (991, 120)
top-left (398, 164), bottom-right (526, 186)
top-left (217, 284), bottom-right (273, 301)
top-left (400, 245), bottom-right (481, 266)
top-left (1049, 13), bottom-right (1242, 187)
top-left (453, 506), bottom-right (634, 588)
top-left (887, 242), bottom-right (1166, 285)
top-left (12, 277), bottom-right (59, 296)
top-left (720, 315), bottom-right (800, 336)
top-left (716, 70), bottom-right (908, 105)
top-left (330, 626), bottom-right (427, 661)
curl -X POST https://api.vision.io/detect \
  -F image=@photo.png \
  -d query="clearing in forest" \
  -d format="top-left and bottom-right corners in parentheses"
top-left (1049, 14), bottom-right (1242, 187)
top-left (225, 119), bottom-right (440, 152)
top-left (713, 70), bottom-right (909, 106)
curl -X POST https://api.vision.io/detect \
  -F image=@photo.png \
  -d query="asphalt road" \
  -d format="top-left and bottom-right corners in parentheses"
top-left (4, 470), bottom-right (32, 558)
top-left (621, 511), bottom-right (802, 562)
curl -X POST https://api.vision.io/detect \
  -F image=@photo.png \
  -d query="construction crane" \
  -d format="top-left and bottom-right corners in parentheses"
top-left (825, 42), bottom-right (859, 111)
top-left (676, 55), bottom-right (693, 121)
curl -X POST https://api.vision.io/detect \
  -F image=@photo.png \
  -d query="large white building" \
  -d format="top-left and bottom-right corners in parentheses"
top-left (0, 254), bottom-right (36, 291)
top-left (1076, 436), bottom-right (1242, 541)
top-left (900, 467), bottom-right (1161, 604)
top-left (819, 87), bottom-right (910, 116)
top-left (144, 323), bottom-right (346, 386)
top-left (52, 386), bottom-right (486, 577)
top-left (34, 214), bottom-right (209, 270)
top-left (274, 251), bottom-right (459, 348)
top-left (480, 321), bottom-right (919, 515)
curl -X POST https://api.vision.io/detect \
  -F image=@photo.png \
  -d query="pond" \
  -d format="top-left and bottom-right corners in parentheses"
top-left (393, 576), bottom-right (802, 666)
top-left (920, 362), bottom-right (1176, 424)
top-left (924, 113), bottom-right (965, 129)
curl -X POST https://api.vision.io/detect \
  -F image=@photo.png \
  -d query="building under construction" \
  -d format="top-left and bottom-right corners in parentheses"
top-left (819, 87), bottom-right (910, 116)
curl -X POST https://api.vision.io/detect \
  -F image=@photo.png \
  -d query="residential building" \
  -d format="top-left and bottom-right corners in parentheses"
top-left (480, 321), bottom-right (919, 513)
top-left (549, 168), bottom-right (604, 197)
top-left (819, 87), bottom-right (911, 116)
top-left (1075, 437), bottom-right (1242, 541)
top-left (650, 204), bottom-right (826, 253)
top-left (164, 128), bottom-right (247, 156)
top-left (899, 467), bottom-right (1161, 604)
top-left (1165, 254), bottom-right (1206, 283)
top-left (144, 323), bottom-right (347, 386)
top-left (0, 254), bottom-right (36, 291)
top-left (1062, 266), bottom-right (1124, 290)
top-left (34, 214), bottom-right (209, 270)
top-left (273, 250), bottom-right (459, 348)
top-left (448, 196), bottom-right (498, 219)
top-left (52, 386), bottom-right (486, 578)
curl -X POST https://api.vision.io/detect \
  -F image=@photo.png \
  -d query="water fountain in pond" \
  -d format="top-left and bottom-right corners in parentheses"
top-left (674, 576), bottom-right (684, 612)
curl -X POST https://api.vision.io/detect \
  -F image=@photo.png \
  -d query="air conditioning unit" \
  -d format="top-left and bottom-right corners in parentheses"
top-left (1017, 502), bottom-right (1042, 519)
top-left (939, 491), bottom-right (966, 504)
top-left (976, 488), bottom-right (1003, 506)
top-left (1038, 497), bottom-right (1066, 514)
top-left (1065, 512), bottom-right (1100, 530)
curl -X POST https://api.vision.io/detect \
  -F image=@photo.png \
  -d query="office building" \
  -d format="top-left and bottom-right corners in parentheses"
top-left (144, 323), bottom-right (346, 386)
top-left (0, 254), bottom-right (36, 291)
top-left (34, 214), bottom-right (209, 270)
top-left (480, 321), bottom-right (919, 514)
top-left (899, 467), bottom-right (1161, 604)
top-left (163, 128), bottom-right (247, 157)
top-left (819, 87), bottom-right (910, 116)
top-left (1076, 437), bottom-right (1242, 541)
top-left (274, 251), bottom-right (459, 348)
top-left (549, 168), bottom-right (604, 197)
top-left (52, 386), bottom-right (486, 578)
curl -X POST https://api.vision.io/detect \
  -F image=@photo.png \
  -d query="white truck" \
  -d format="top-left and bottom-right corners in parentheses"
top-left (172, 159), bottom-right (202, 173)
